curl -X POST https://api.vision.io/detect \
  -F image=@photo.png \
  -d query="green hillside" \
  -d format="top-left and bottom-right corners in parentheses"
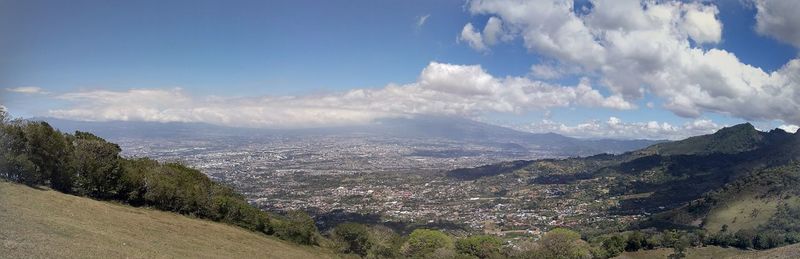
top-left (639, 123), bottom-right (767, 155)
top-left (0, 181), bottom-right (336, 259)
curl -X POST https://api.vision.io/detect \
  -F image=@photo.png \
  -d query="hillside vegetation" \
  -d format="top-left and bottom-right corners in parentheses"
top-left (448, 121), bottom-right (800, 257)
top-left (0, 181), bottom-right (335, 259)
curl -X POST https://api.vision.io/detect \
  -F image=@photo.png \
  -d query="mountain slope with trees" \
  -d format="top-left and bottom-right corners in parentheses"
top-left (449, 122), bottom-right (800, 256)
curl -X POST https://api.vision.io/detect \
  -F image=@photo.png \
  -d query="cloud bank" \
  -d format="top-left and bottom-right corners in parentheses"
top-left (461, 0), bottom-right (800, 125)
top-left (49, 62), bottom-right (631, 128)
top-left (520, 117), bottom-right (721, 140)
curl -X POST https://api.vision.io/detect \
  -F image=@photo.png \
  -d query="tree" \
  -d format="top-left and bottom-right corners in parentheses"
top-left (602, 235), bottom-right (626, 258)
top-left (23, 122), bottom-right (73, 190)
top-left (734, 229), bottom-right (756, 249)
top-left (455, 235), bottom-right (503, 259)
top-left (366, 225), bottom-right (402, 259)
top-left (332, 222), bottom-right (372, 257)
top-left (275, 210), bottom-right (319, 245)
top-left (533, 228), bottom-right (591, 259)
top-left (625, 231), bottom-right (645, 252)
top-left (668, 236), bottom-right (690, 259)
top-left (71, 131), bottom-right (123, 198)
top-left (403, 229), bottom-right (453, 258)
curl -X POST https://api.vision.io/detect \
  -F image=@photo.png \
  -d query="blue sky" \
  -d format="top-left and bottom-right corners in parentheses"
top-left (2, 0), bottom-right (800, 139)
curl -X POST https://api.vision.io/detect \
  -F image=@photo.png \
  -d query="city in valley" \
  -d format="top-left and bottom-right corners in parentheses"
top-left (114, 132), bottom-right (641, 237)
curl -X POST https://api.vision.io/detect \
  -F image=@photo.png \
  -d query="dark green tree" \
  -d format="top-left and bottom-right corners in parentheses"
top-left (23, 122), bottom-right (73, 191)
top-left (331, 222), bottom-right (373, 257)
top-left (455, 235), bottom-right (502, 259)
top-left (625, 231), bottom-right (645, 251)
top-left (602, 235), bottom-right (626, 257)
top-left (275, 210), bottom-right (318, 245)
top-left (71, 131), bottom-right (123, 198)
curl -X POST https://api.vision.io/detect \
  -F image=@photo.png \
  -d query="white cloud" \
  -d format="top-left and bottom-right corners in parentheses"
top-left (519, 117), bottom-right (722, 140)
top-left (483, 16), bottom-right (509, 45)
top-left (530, 63), bottom-right (563, 79)
top-left (416, 14), bottom-right (430, 28)
top-left (681, 4), bottom-right (723, 44)
top-left (459, 23), bottom-right (487, 52)
top-left (779, 124), bottom-right (799, 133)
top-left (459, 17), bottom-right (512, 52)
top-left (754, 0), bottom-right (800, 48)
top-left (48, 62), bottom-right (633, 128)
top-left (6, 86), bottom-right (48, 94)
top-left (462, 0), bottom-right (800, 125)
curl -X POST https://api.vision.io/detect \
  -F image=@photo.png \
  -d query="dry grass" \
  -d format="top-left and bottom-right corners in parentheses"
top-left (615, 244), bottom-right (800, 259)
top-left (703, 194), bottom-right (788, 233)
top-left (0, 181), bottom-right (337, 259)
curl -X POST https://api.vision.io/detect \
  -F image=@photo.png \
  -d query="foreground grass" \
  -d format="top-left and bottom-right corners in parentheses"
top-left (615, 243), bottom-right (800, 259)
top-left (0, 181), bottom-right (336, 259)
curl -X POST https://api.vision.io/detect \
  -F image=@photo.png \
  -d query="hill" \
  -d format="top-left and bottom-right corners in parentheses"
top-left (447, 122), bottom-right (800, 252)
top-left (638, 123), bottom-right (768, 155)
top-left (0, 181), bottom-right (335, 259)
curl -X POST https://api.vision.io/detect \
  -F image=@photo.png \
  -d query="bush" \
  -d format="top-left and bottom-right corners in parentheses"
top-left (275, 210), bottom-right (319, 245)
top-left (403, 229), bottom-right (453, 258)
top-left (625, 231), bottom-right (645, 252)
top-left (455, 235), bottom-right (503, 259)
top-left (602, 235), bottom-right (625, 257)
top-left (366, 226), bottom-right (402, 259)
top-left (332, 222), bottom-right (372, 257)
top-left (534, 228), bottom-right (591, 259)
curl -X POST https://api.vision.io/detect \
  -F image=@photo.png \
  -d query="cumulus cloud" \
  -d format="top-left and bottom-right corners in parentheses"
top-left (462, 0), bottom-right (800, 125)
top-left (459, 23), bottom-right (487, 52)
top-left (519, 117), bottom-right (722, 140)
top-left (459, 17), bottom-right (512, 52)
top-left (48, 62), bottom-right (632, 128)
top-left (6, 86), bottom-right (48, 94)
top-left (754, 0), bottom-right (800, 48)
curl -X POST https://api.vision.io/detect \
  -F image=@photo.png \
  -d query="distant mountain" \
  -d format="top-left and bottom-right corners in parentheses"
top-left (37, 116), bottom-right (662, 157)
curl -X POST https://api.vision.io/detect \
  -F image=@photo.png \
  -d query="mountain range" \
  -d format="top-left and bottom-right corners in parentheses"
top-left (37, 116), bottom-right (662, 157)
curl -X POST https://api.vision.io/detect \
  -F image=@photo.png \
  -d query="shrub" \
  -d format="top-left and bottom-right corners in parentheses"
top-left (275, 210), bottom-right (319, 245)
top-left (331, 222), bottom-right (372, 257)
top-left (455, 235), bottom-right (503, 259)
top-left (403, 229), bottom-right (453, 258)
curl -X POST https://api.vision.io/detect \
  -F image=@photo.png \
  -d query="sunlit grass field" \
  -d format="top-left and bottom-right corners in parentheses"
top-left (0, 181), bottom-right (336, 259)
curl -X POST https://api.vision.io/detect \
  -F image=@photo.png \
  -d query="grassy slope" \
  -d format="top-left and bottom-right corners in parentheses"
top-left (0, 181), bottom-right (336, 259)
top-left (702, 194), bottom-right (791, 233)
top-left (616, 244), bottom-right (800, 259)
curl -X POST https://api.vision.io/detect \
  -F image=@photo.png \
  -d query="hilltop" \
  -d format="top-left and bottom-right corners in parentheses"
top-left (0, 181), bottom-right (336, 259)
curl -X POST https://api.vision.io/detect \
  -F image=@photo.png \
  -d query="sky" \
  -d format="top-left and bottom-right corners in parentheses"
top-left (2, 0), bottom-right (800, 140)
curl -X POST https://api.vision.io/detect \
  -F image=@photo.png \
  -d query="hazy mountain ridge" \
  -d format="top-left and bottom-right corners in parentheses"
top-left (39, 116), bottom-right (662, 157)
